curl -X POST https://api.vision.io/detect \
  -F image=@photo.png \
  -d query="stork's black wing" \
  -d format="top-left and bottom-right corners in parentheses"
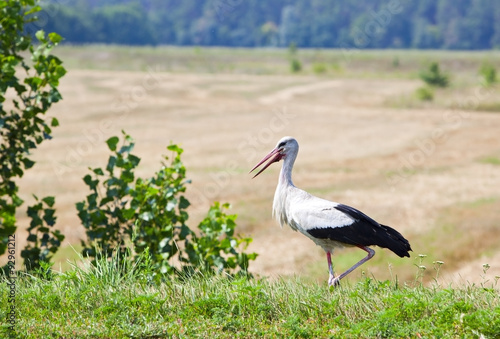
top-left (307, 204), bottom-right (412, 257)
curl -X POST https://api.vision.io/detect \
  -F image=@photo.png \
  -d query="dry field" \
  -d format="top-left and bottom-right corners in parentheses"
top-left (8, 47), bottom-right (500, 286)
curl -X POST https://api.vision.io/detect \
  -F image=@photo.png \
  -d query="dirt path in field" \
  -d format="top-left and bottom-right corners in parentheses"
top-left (6, 69), bottom-right (500, 285)
top-left (258, 80), bottom-right (343, 105)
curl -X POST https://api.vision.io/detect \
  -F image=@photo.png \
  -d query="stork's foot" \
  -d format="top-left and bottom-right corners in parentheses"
top-left (328, 276), bottom-right (341, 288)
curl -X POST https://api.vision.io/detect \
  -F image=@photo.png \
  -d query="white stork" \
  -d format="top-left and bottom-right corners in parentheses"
top-left (250, 136), bottom-right (412, 287)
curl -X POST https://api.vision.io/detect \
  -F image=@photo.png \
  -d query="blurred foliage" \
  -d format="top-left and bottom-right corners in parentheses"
top-left (290, 59), bottom-right (302, 73)
top-left (0, 0), bottom-right (66, 270)
top-left (77, 132), bottom-right (257, 277)
top-left (415, 86), bottom-right (434, 101)
top-left (312, 63), bottom-right (327, 74)
top-left (40, 0), bottom-right (500, 49)
top-left (479, 63), bottom-right (497, 86)
top-left (420, 62), bottom-right (449, 88)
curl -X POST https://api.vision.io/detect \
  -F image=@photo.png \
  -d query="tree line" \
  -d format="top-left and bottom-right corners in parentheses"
top-left (39, 0), bottom-right (500, 49)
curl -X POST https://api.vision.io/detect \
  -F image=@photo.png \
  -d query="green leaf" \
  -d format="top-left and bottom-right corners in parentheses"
top-left (118, 142), bottom-right (134, 155)
top-left (22, 157), bottom-right (36, 170)
top-left (48, 32), bottom-right (63, 44)
top-left (120, 169), bottom-right (135, 183)
top-left (179, 225), bottom-right (193, 239)
top-left (52, 230), bottom-right (65, 242)
top-left (139, 211), bottom-right (154, 221)
top-left (25, 5), bottom-right (42, 16)
top-left (83, 174), bottom-right (98, 190)
top-left (106, 156), bottom-right (117, 172)
top-left (167, 144), bottom-right (183, 155)
top-left (106, 136), bottom-right (119, 151)
top-left (128, 154), bottom-right (141, 167)
top-left (99, 197), bottom-right (114, 206)
top-left (35, 30), bottom-right (46, 42)
top-left (75, 201), bottom-right (85, 212)
top-left (122, 208), bottom-right (136, 219)
top-left (41, 196), bottom-right (55, 207)
top-left (166, 200), bottom-right (177, 211)
top-left (179, 196), bottom-right (190, 209)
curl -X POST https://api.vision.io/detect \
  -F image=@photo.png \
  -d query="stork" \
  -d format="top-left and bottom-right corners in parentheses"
top-left (250, 136), bottom-right (412, 287)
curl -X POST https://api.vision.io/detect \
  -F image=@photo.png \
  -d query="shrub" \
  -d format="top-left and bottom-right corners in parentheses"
top-left (290, 58), bottom-right (302, 73)
top-left (415, 86), bottom-right (434, 101)
top-left (0, 0), bottom-right (66, 270)
top-left (313, 63), bottom-right (327, 74)
top-left (392, 57), bottom-right (400, 68)
top-left (331, 63), bottom-right (343, 72)
top-left (287, 42), bottom-right (302, 73)
top-left (77, 132), bottom-right (257, 276)
top-left (479, 63), bottom-right (497, 86)
top-left (419, 62), bottom-right (449, 87)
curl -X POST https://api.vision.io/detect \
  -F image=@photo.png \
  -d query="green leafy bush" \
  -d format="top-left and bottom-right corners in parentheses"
top-left (290, 59), bottom-right (302, 73)
top-left (0, 0), bottom-right (66, 269)
top-left (479, 63), bottom-right (497, 86)
top-left (312, 63), bottom-right (327, 74)
top-left (415, 86), bottom-right (434, 101)
top-left (77, 132), bottom-right (257, 276)
top-left (184, 202), bottom-right (256, 275)
top-left (287, 43), bottom-right (302, 73)
top-left (419, 62), bottom-right (449, 87)
top-left (392, 56), bottom-right (400, 68)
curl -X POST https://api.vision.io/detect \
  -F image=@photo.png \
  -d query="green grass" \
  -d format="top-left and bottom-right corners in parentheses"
top-left (480, 156), bottom-right (500, 165)
top-left (475, 102), bottom-right (500, 113)
top-left (52, 45), bottom-right (500, 77)
top-left (2, 254), bottom-right (499, 338)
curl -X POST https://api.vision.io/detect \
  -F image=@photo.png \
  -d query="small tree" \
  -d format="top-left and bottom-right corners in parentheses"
top-left (0, 0), bottom-right (66, 270)
top-left (419, 62), bottom-right (449, 88)
top-left (288, 42), bottom-right (302, 73)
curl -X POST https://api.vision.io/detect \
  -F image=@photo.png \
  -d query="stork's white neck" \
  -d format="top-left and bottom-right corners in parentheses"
top-left (279, 149), bottom-right (297, 187)
top-left (272, 139), bottom-right (300, 229)
top-left (273, 149), bottom-right (297, 229)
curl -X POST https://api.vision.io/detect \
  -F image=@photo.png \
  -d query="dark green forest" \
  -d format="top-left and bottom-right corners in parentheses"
top-left (38, 0), bottom-right (500, 49)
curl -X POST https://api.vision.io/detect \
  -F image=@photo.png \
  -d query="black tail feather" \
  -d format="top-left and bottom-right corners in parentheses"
top-left (379, 224), bottom-right (412, 258)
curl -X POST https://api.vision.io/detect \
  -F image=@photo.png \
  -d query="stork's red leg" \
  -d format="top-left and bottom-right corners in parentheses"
top-left (329, 246), bottom-right (375, 287)
top-left (327, 251), bottom-right (336, 286)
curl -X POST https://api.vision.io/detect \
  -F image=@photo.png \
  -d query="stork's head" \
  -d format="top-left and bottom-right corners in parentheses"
top-left (250, 136), bottom-right (298, 178)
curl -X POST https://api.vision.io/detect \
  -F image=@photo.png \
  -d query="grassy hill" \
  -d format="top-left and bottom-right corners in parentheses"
top-left (3, 254), bottom-right (499, 338)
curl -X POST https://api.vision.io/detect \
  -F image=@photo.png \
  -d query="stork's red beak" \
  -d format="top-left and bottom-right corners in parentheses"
top-left (249, 147), bottom-right (283, 178)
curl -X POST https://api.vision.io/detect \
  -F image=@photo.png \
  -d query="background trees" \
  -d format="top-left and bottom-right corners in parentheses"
top-left (40, 0), bottom-right (500, 49)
